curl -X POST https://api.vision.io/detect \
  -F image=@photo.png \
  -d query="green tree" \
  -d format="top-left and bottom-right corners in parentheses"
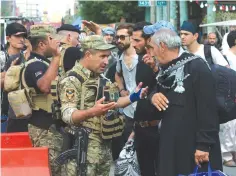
top-left (63, 9), bottom-right (75, 24)
top-left (1, 1), bottom-right (13, 17)
top-left (78, 1), bottom-right (145, 23)
top-left (202, 11), bottom-right (236, 24)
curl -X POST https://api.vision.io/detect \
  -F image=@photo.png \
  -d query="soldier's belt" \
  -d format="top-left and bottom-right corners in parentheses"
top-left (64, 126), bottom-right (100, 135)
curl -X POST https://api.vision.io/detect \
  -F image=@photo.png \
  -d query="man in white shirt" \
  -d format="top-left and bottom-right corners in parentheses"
top-left (220, 30), bottom-right (236, 167)
top-left (115, 23), bottom-right (138, 142)
top-left (222, 26), bottom-right (236, 55)
top-left (180, 21), bottom-right (229, 67)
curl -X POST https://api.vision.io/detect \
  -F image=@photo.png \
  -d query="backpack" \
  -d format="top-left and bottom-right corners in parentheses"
top-left (204, 45), bottom-right (236, 124)
top-left (4, 58), bottom-right (52, 119)
top-left (204, 45), bottom-right (229, 65)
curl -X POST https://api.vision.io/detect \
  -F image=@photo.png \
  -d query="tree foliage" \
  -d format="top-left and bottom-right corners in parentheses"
top-left (1, 1), bottom-right (14, 17)
top-left (77, 1), bottom-right (145, 23)
top-left (203, 11), bottom-right (236, 24)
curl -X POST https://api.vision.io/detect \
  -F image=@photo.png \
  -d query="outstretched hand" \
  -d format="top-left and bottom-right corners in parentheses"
top-left (91, 97), bottom-right (117, 117)
top-left (135, 82), bottom-right (148, 99)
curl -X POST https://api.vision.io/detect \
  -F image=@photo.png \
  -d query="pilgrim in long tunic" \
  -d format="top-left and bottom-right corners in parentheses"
top-left (150, 52), bottom-right (222, 176)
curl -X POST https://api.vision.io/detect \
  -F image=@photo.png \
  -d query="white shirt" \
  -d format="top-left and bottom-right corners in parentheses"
top-left (225, 50), bottom-right (236, 71)
top-left (222, 32), bottom-right (230, 55)
top-left (193, 44), bottom-right (228, 66)
top-left (116, 53), bottom-right (138, 118)
top-left (0, 51), bottom-right (6, 71)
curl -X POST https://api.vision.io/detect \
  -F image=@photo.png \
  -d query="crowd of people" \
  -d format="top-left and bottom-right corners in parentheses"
top-left (0, 18), bottom-right (236, 176)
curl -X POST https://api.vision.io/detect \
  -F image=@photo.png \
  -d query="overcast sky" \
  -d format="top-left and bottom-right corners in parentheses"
top-left (16, 0), bottom-right (75, 22)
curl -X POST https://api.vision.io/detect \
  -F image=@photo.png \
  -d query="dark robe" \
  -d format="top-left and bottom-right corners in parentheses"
top-left (150, 52), bottom-right (222, 176)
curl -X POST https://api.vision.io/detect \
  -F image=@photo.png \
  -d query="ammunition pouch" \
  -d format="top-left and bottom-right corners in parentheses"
top-left (101, 110), bottom-right (125, 140)
top-left (8, 88), bottom-right (32, 119)
top-left (51, 101), bottom-right (62, 120)
top-left (5, 57), bottom-right (52, 118)
top-left (31, 93), bottom-right (53, 112)
top-left (4, 64), bottom-right (25, 92)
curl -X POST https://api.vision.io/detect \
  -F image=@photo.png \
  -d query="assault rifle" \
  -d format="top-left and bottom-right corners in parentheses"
top-left (55, 127), bottom-right (89, 176)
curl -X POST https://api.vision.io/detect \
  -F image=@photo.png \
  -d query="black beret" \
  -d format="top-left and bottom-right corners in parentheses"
top-left (57, 24), bottom-right (80, 34)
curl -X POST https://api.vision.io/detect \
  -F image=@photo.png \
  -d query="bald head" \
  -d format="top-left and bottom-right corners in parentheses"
top-left (207, 32), bottom-right (217, 45)
top-left (230, 26), bottom-right (236, 32)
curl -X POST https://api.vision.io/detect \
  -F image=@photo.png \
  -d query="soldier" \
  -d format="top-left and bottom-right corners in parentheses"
top-left (56, 24), bottom-right (81, 75)
top-left (23, 25), bottom-right (63, 176)
top-left (58, 35), bottom-right (148, 176)
top-left (0, 23), bottom-right (28, 132)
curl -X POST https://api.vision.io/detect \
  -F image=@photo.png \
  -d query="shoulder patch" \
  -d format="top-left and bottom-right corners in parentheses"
top-left (65, 88), bottom-right (75, 100)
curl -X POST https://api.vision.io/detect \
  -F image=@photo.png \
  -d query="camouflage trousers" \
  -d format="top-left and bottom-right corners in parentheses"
top-left (28, 124), bottom-right (64, 176)
top-left (64, 133), bottom-right (112, 176)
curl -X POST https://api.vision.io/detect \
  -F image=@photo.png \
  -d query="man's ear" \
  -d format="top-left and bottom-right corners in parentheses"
top-left (84, 50), bottom-right (92, 59)
top-left (6, 36), bottom-right (10, 42)
top-left (160, 42), bottom-right (167, 52)
top-left (67, 33), bottom-right (71, 42)
top-left (38, 41), bottom-right (45, 49)
top-left (194, 33), bottom-right (199, 41)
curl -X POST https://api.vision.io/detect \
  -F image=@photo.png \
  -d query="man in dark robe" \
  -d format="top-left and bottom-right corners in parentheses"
top-left (146, 27), bottom-right (222, 176)
top-left (132, 21), bottom-right (176, 176)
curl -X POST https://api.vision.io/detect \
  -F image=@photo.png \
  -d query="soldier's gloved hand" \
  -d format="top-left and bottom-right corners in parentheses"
top-left (129, 82), bottom-right (148, 103)
top-left (91, 97), bottom-right (117, 117)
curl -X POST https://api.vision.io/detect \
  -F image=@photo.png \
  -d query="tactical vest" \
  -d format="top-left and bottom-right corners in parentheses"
top-left (70, 71), bottom-right (124, 140)
top-left (50, 43), bottom-right (72, 120)
top-left (5, 58), bottom-right (53, 118)
top-left (58, 43), bottom-right (71, 76)
top-left (52, 65), bottom-right (124, 140)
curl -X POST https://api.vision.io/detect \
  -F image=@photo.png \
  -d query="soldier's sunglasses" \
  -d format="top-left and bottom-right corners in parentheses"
top-left (115, 35), bottom-right (129, 41)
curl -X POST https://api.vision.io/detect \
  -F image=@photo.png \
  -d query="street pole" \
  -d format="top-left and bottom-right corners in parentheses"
top-left (150, 1), bottom-right (156, 24)
top-left (170, 1), bottom-right (177, 28)
top-left (179, 0), bottom-right (188, 26)
top-left (207, 0), bottom-right (216, 33)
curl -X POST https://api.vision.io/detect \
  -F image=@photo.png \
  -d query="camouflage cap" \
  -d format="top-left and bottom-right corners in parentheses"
top-left (29, 25), bottom-right (62, 40)
top-left (80, 35), bottom-right (116, 51)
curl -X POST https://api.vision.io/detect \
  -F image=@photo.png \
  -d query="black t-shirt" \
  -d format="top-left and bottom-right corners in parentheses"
top-left (134, 55), bottom-right (159, 121)
top-left (25, 52), bottom-right (49, 92)
top-left (4, 53), bottom-right (24, 71)
top-left (24, 52), bottom-right (55, 129)
top-left (63, 47), bottom-right (82, 72)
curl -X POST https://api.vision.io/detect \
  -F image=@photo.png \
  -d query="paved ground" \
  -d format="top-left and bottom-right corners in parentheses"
top-left (110, 164), bottom-right (236, 176)
top-left (223, 166), bottom-right (236, 176)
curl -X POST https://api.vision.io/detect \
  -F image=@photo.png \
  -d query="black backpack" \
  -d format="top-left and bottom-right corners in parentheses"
top-left (204, 45), bottom-right (236, 124)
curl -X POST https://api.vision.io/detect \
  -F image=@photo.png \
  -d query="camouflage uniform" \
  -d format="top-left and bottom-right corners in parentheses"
top-left (28, 124), bottom-right (63, 175)
top-left (58, 43), bottom-right (72, 75)
top-left (58, 35), bottom-right (116, 176)
top-left (27, 25), bottom-right (63, 176)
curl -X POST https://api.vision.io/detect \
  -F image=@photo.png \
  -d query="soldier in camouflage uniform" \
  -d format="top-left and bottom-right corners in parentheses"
top-left (58, 35), bottom-right (148, 176)
top-left (24, 25), bottom-right (64, 176)
top-left (56, 24), bottom-right (81, 75)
